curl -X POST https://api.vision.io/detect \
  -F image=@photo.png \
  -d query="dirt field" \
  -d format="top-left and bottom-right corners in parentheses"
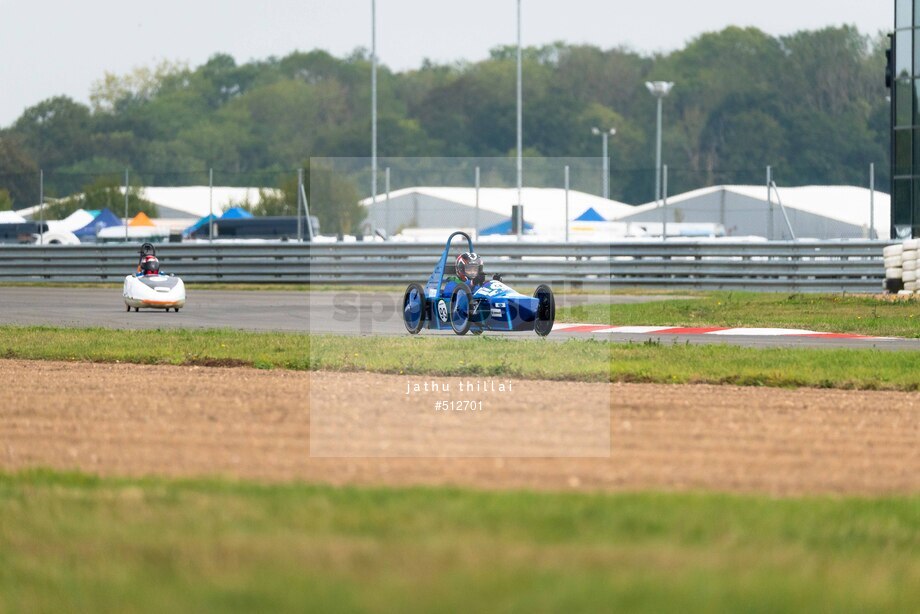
top-left (1, 359), bottom-right (918, 495)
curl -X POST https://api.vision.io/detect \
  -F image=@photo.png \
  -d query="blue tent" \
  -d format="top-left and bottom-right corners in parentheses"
top-left (479, 218), bottom-right (535, 236)
top-left (574, 207), bottom-right (606, 222)
top-left (74, 208), bottom-right (122, 240)
top-left (183, 214), bottom-right (217, 238)
top-left (220, 207), bottom-right (253, 220)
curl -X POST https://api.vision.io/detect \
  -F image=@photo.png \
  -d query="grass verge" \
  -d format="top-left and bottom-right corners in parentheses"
top-left (558, 291), bottom-right (920, 337)
top-left (0, 469), bottom-right (916, 613)
top-left (2, 326), bottom-right (920, 389)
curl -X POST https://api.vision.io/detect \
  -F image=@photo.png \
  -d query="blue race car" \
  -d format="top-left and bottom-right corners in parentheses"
top-left (402, 231), bottom-right (555, 336)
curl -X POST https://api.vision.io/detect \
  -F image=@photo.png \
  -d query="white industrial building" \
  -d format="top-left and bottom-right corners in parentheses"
top-left (18, 186), bottom-right (277, 220)
top-left (614, 185), bottom-right (890, 240)
top-left (360, 186), bottom-right (634, 239)
top-left (126, 186), bottom-right (274, 219)
top-left (11, 182), bottom-right (891, 242)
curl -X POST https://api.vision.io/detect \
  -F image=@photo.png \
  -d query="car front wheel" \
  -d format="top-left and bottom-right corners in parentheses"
top-left (402, 283), bottom-right (427, 334)
top-left (449, 284), bottom-right (473, 336)
top-left (533, 284), bottom-right (555, 337)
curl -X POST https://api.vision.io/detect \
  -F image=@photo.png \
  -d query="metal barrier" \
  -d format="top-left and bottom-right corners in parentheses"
top-left (0, 240), bottom-right (891, 291)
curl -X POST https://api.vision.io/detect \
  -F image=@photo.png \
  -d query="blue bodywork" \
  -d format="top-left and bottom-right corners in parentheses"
top-left (427, 279), bottom-right (538, 332)
top-left (406, 231), bottom-right (541, 334)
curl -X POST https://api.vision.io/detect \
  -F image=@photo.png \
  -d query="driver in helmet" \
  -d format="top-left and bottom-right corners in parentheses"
top-left (137, 254), bottom-right (160, 276)
top-left (453, 252), bottom-right (486, 287)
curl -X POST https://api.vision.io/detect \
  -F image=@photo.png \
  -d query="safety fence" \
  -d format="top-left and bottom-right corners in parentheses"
top-left (0, 240), bottom-right (892, 292)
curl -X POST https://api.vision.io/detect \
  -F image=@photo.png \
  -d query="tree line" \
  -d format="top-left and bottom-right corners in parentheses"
top-left (0, 25), bottom-right (889, 233)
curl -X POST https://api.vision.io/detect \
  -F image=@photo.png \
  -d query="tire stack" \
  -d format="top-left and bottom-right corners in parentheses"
top-left (884, 240), bottom-right (920, 295)
top-left (903, 240), bottom-right (919, 295)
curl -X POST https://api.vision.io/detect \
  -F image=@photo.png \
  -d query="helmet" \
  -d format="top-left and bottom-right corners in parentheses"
top-left (141, 255), bottom-right (160, 276)
top-left (456, 252), bottom-right (483, 282)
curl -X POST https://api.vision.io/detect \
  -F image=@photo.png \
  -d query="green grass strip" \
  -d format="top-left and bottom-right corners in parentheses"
top-left (2, 325), bottom-right (920, 390)
top-left (557, 291), bottom-right (920, 338)
top-left (0, 469), bottom-right (917, 613)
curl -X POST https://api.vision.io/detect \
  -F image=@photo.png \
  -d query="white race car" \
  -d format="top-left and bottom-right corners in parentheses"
top-left (123, 243), bottom-right (186, 312)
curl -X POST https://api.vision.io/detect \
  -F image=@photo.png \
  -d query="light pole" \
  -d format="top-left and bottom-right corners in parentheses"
top-left (591, 127), bottom-right (615, 200)
top-left (371, 0), bottom-right (377, 208)
top-left (515, 0), bottom-right (523, 235)
top-left (645, 81), bottom-right (674, 203)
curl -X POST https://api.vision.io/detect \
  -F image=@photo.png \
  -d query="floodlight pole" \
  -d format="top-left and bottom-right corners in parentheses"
top-left (371, 0), bottom-right (378, 210)
top-left (770, 180), bottom-right (796, 240)
top-left (474, 166), bottom-right (481, 240)
top-left (297, 167), bottom-right (303, 242)
top-left (869, 163), bottom-right (876, 239)
top-left (209, 167), bottom-right (214, 241)
top-left (646, 81), bottom-right (673, 204)
top-left (385, 167), bottom-right (391, 237)
top-left (602, 132), bottom-right (609, 200)
top-left (564, 165), bottom-right (570, 242)
top-left (766, 165), bottom-right (774, 240)
top-left (300, 181), bottom-right (314, 241)
top-left (38, 169), bottom-right (43, 246)
top-left (662, 164), bottom-right (668, 240)
top-left (592, 127), bottom-right (615, 199)
top-left (124, 168), bottom-right (129, 242)
top-left (516, 0), bottom-right (523, 236)
top-left (655, 97), bottom-right (663, 201)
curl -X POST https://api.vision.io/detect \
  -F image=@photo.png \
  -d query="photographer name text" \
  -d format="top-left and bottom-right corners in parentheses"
top-left (405, 379), bottom-right (514, 395)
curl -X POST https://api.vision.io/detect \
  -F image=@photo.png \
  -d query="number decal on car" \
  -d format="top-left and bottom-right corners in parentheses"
top-left (437, 299), bottom-right (449, 322)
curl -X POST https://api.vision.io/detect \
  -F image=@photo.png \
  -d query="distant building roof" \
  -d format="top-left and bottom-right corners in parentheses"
top-left (0, 210), bottom-right (26, 223)
top-left (362, 186), bottom-right (631, 216)
top-left (137, 186), bottom-right (274, 219)
top-left (360, 186), bottom-right (634, 236)
top-left (616, 185), bottom-right (890, 239)
top-left (17, 186), bottom-right (280, 221)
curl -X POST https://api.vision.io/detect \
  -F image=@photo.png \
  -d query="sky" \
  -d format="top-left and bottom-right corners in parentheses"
top-left (0, 0), bottom-right (894, 127)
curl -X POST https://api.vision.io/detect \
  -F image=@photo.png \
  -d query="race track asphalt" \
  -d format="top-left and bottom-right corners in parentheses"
top-left (1, 286), bottom-right (919, 350)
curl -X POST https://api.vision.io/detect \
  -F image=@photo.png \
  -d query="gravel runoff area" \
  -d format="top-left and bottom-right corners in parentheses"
top-left (2, 360), bottom-right (918, 495)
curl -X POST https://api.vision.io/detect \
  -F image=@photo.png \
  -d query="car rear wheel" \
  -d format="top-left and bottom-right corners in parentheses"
top-left (533, 284), bottom-right (555, 337)
top-left (449, 283), bottom-right (473, 336)
top-left (403, 283), bottom-right (426, 334)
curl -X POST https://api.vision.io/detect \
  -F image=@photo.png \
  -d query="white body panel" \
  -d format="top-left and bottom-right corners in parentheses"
top-left (123, 275), bottom-right (186, 310)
